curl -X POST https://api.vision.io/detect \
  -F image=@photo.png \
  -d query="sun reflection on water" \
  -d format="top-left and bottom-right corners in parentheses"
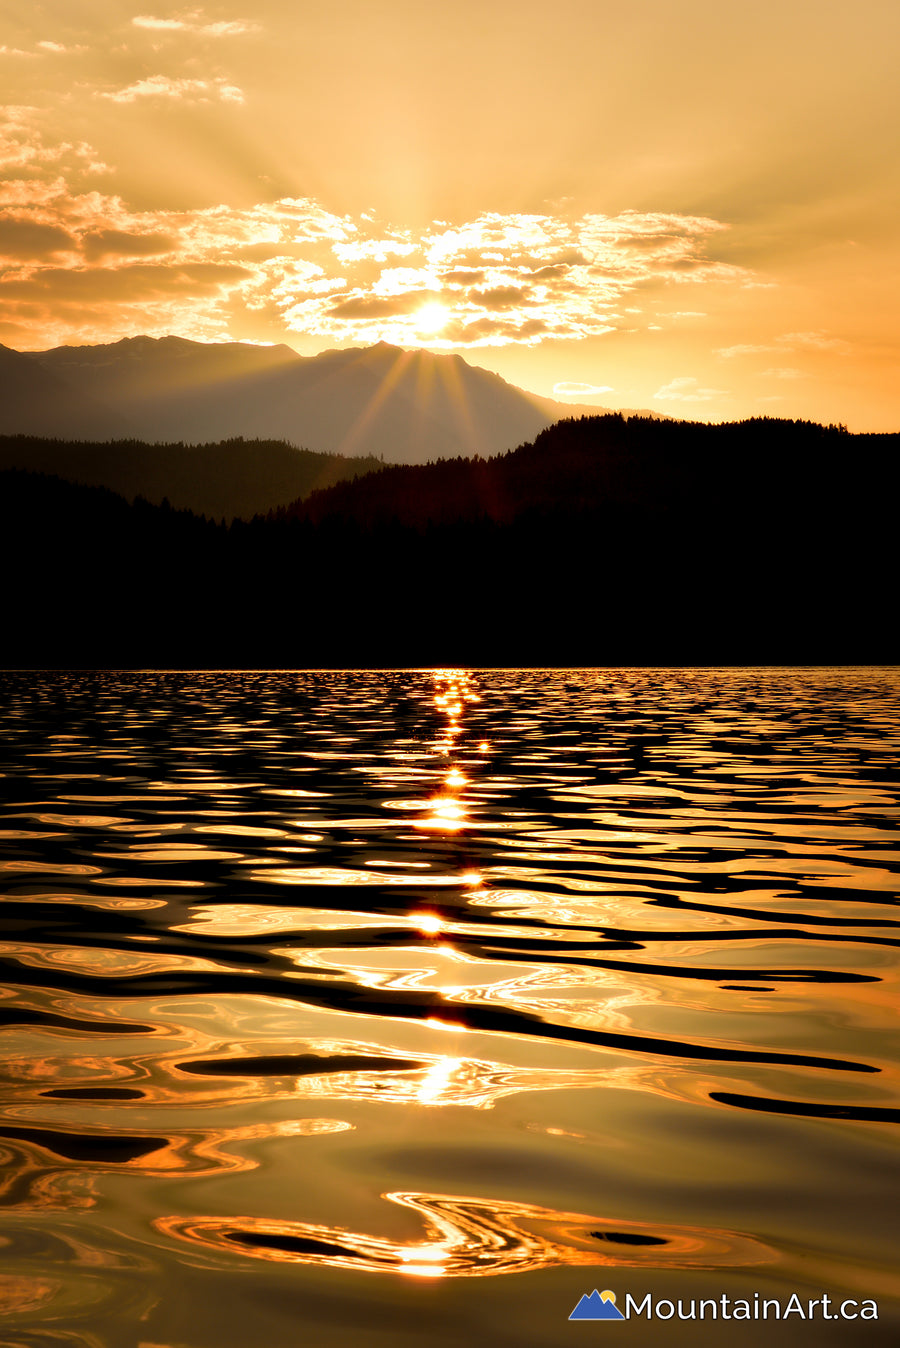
top-left (421, 669), bottom-right (479, 830)
top-left (3, 667), bottom-right (899, 1331)
top-left (418, 796), bottom-right (466, 831)
top-left (154, 1190), bottom-right (773, 1280)
top-left (416, 1055), bottom-right (462, 1104)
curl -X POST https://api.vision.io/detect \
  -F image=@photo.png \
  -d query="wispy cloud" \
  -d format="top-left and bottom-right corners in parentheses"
top-left (101, 75), bottom-right (244, 104)
top-left (778, 331), bottom-right (850, 353)
top-left (132, 13), bottom-right (259, 37)
top-left (2, 41), bottom-right (85, 56)
top-left (654, 377), bottom-right (728, 403)
top-left (717, 331), bottom-right (850, 359)
top-left (553, 381), bottom-right (614, 396)
top-left (716, 343), bottom-right (773, 358)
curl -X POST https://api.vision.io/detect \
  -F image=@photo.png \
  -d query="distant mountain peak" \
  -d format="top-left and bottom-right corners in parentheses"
top-left (3, 332), bottom-right (631, 466)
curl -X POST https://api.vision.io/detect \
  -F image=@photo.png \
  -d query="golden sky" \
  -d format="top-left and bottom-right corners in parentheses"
top-left (1, 0), bottom-right (898, 427)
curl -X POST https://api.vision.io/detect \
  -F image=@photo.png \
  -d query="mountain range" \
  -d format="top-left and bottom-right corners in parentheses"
top-left (0, 335), bottom-right (643, 465)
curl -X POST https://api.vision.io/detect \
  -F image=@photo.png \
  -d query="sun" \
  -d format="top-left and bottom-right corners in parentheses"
top-left (416, 301), bottom-right (450, 334)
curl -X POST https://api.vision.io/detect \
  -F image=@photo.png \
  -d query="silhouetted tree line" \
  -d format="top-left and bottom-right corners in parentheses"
top-left (274, 415), bottom-right (870, 530)
top-left (1, 415), bottom-right (895, 668)
top-left (0, 434), bottom-right (382, 522)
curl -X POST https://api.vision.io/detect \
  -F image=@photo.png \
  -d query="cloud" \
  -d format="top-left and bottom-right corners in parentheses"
top-left (0, 107), bottom-right (110, 176)
top-left (132, 14), bottom-right (259, 37)
top-left (82, 230), bottom-right (177, 261)
top-left (778, 331), bottom-right (850, 353)
top-left (2, 261), bottom-right (252, 303)
top-left (2, 41), bottom-right (85, 56)
top-left (553, 381), bottom-right (614, 396)
top-left (284, 209), bottom-right (749, 348)
top-left (372, 265), bottom-right (441, 296)
top-left (761, 367), bottom-right (804, 380)
top-left (471, 285), bottom-right (529, 309)
top-left (716, 343), bottom-right (774, 358)
top-left (0, 218), bottom-right (78, 259)
top-left (0, 166), bottom-right (355, 346)
top-left (332, 238), bottom-right (415, 263)
top-left (102, 76), bottom-right (244, 104)
top-left (0, 127), bottom-right (757, 351)
top-left (654, 377), bottom-right (727, 403)
top-left (716, 331), bottom-right (850, 359)
top-left (442, 269), bottom-right (485, 285)
top-left (328, 292), bottom-right (439, 319)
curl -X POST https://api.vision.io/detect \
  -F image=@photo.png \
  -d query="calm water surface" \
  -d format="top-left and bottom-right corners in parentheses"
top-left (1, 668), bottom-right (899, 1347)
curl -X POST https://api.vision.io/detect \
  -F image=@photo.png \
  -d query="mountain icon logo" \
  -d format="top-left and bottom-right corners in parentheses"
top-left (569, 1289), bottom-right (626, 1321)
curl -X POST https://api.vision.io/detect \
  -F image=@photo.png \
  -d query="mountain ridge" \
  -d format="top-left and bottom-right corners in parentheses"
top-left (1, 335), bottom-right (660, 466)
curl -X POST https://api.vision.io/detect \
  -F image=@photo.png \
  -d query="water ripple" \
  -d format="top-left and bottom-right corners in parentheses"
top-left (1, 667), bottom-right (899, 1337)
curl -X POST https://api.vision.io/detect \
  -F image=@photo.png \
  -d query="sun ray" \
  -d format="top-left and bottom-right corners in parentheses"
top-left (331, 345), bottom-right (418, 458)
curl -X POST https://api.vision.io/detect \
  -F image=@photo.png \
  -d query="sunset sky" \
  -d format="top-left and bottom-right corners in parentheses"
top-left (1, 0), bottom-right (897, 428)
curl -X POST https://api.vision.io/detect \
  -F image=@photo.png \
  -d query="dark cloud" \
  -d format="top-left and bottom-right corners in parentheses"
top-left (0, 218), bottom-right (77, 259)
top-left (620, 233), bottom-right (679, 251)
top-left (470, 285), bottom-right (529, 309)
top-left (527, 264), bottom-right (571, 280)
top-left (81, 229), bottom-right (176, 260)
top-left (517, 317), bottom-right (549, 336)
top-left (442, 269), bottom-right (485, 284)
top-left (456, 316), bottom-right (505, 338)
top-left (328, 290), bottom-right (440, 318)
top-left (0, 261), bottom-right (252, 301)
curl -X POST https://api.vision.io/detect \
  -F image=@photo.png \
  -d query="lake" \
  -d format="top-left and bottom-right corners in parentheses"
top-left (1, 667), bottom-right (898, 1346)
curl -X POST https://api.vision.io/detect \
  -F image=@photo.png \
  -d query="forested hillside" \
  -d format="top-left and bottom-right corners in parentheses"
top-left (3, 415), bottom-right (895, 668)
top-left (0, 435), bottom-right (383, 522)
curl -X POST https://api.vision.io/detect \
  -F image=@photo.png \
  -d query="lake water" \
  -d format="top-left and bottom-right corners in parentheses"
top-left (1, 667), bottom-right (899, 1346)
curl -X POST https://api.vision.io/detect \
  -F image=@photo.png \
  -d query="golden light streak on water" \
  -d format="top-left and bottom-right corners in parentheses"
top-left (0, 667), bottom-right (898, 1345)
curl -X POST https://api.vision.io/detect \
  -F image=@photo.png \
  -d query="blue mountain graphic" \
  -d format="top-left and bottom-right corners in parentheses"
top-left (569, 1290), bottom-right (625, 1321)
